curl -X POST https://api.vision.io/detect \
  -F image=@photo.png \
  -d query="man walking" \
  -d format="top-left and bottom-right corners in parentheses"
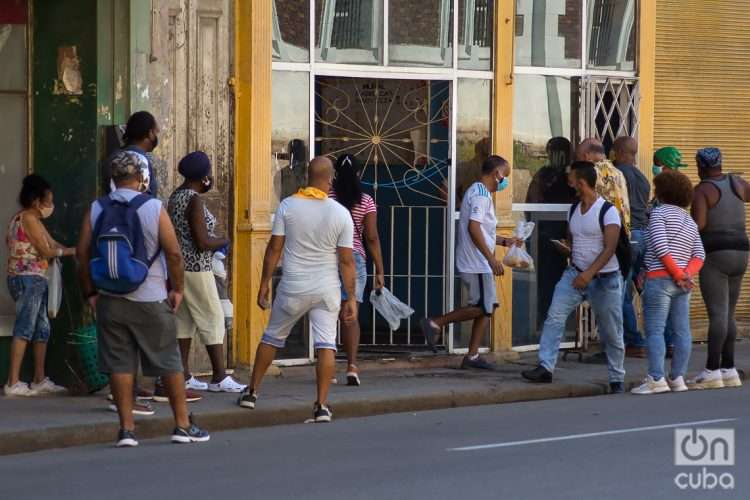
top-left (238, 157), bottom-right (357, 422)
top-left (78, 151), bottom-right (209, 447)
top-left (420, 156), bottom-right (517, 369)
top-left (522, 161), bottom-right (626, 392)
top-left (613, 136), bottom-right (650, 357)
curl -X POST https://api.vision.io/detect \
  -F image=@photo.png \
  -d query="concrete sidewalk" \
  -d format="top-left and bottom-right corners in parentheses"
top-left (1, 341), bottom-right (747, 456)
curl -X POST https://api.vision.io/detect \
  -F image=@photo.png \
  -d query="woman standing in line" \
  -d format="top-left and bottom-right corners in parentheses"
top-left (330, 154), bottom-right (385, 386)
top-left (4, 175), bottom-right (75, 396)
top-left (631, 170), bottom-right (704, 395)
top-left (168, 151), bottom-right (246, 394)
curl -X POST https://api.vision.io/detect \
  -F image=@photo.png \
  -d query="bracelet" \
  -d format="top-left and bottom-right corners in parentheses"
top-left (56, 248), bottom-right (63, 257)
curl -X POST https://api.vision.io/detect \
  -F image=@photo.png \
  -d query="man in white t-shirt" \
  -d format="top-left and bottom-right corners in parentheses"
top-left (238, 157), bottom-right (357, 423)
top-left (420, 156), bottom-right (517, 369)
top-left (522, 161), bottom-right (626, 392)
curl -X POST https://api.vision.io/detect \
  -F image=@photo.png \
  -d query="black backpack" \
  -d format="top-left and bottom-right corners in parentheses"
top-left (568, 200), bottom-right (631, 278)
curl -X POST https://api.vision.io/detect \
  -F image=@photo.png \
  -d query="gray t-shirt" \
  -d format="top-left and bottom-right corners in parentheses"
top-left (614, 163), bottom-right (650, 230)
top-left (90, 189), bottom-right (167, 302)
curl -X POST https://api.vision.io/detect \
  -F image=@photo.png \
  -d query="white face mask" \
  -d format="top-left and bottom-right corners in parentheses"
top-left (40, 204), bottom-right (55, 219)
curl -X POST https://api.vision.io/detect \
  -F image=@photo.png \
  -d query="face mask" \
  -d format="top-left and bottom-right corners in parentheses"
top-left (202, 176), bottom-right (214, 193)
top-left (652, 165), bottom-right (662, 176)
top-left (40, 204), bottom-right (54, 219)
top-left (497, 177), bottom-right (509, 192)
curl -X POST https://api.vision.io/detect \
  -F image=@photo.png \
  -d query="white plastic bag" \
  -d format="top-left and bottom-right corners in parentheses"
top-left (502, 221), bottom-right (536, 271)
top-left (212, 251), bottom-right (227, 280)
top-left (47, 258), bottom-right (63, 318)
top-left (369, 287), bottom-right (414, 331)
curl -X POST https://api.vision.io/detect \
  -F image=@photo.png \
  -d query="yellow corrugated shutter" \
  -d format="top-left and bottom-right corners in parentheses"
top-left (654, 0), bottom-right (750, 336)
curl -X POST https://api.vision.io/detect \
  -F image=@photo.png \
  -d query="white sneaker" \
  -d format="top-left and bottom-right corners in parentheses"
top-left (185, 376), bottom-right (209, 391)
top-left (721, 368), bottom-right (743, 388)
top-left (631, 376), bottom-right (671, 395)
top-left (687, 369), bottom-right (724, 389)
top-left (30, 377), bottom-right (67, 395)
top-left (4, 382), bottom-right (37, 397)
top-left (668, 376), bottom-right (689, 392)
top-left (208, 376), bottom-right (247, 393)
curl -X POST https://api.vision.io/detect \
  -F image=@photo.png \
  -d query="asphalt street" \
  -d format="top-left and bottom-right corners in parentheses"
top-left (1, 385), bottom-right (747, 500)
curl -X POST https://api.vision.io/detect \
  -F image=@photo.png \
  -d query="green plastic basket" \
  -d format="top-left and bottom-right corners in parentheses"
top-left (68, 325), bottom-right (109, 393)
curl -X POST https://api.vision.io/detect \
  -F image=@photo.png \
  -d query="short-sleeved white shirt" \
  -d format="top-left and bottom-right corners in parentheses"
top-left (272, 195), bottom-right (354, 294)
top-left (569, 196), bottom-right (621, 273)
top-left (455, 182), bottom-right (497, 274)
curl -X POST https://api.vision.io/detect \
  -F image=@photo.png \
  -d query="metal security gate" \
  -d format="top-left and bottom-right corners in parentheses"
top-left (316, 77), bottom-right (453, 350)
top-left (584, 77), bottom-right (640, 146)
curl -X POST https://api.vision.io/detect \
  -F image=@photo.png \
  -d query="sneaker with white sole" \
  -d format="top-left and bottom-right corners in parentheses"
top-left (721, 368), bottom-right (742, 388)
top-left (668, 376), bottom-right (689, 392)
top-left (238, 389), bottom-right (257, 409)
top-left (312, 403), bottom-right (333, 424)
top-left (631, 376), bottom-right (671, 395)
top-left (185, 376), bottom-right (209, 391)
top-left (171, 415), bottom-right (210, 444)
top-left (116, 429), bottom-right (139, 448)
top-left (3, 382), bottom-right (37, 397)
top-left (30, 377), bottom-right (67, 395)
top-left (108, 401), bottom-right (155, 416)
top-left (687, 369), bottom-right (724, 389)
top-left (208, 376), bottom-right (247, 393)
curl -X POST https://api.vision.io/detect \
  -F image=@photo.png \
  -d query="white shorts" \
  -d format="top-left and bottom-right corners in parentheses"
top-left (261, 290), bottom-right (339, 351)
top-left (175, 271), bottom-right (226, 345)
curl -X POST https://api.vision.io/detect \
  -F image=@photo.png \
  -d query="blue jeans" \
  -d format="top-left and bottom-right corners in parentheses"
top-left (340, 252), bottom-right (367, 303)
top-left (539, 268), bottom-right (626, 382)
top-left (7, 275), bottom-right (51, 343)
top-left (643, 278), bottom-right (692, 380)
top-left (623, 229), bottom-right (646, 347)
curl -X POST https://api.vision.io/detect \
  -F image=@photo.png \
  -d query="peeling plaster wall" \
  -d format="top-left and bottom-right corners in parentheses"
top-left (131, 0), bottom-right (234, 372)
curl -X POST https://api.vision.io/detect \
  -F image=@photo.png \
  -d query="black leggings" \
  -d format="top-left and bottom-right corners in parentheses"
top-left (699, 250), bottom-right (749, 370)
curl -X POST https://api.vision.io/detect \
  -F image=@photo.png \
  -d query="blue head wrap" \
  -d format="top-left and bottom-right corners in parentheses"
top-left (696, 147), bottom-right (722, 170)
top-left (178, 151), bottom-right (211, 180)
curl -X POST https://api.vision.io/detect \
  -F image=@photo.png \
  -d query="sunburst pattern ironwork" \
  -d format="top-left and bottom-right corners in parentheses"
top-left (315, 78), bottom-right (450, 205)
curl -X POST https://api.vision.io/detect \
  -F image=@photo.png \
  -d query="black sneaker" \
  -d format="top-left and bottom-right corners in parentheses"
top-left (609, 382), bottom-right (625, 394)
top-left (521, 365), bottom-right (553, 383)
top-left (313, 403), bottom-right (333, 423)
top-left (419, 318), bottom-right (440, 353)
top-left (238, 389), bottom-right (257, 409)
top-left (116, 429), bottom-right (138, 448)
top-left (171, 415), bottom-right (210, 444)
top-left (460, 355), bottom-right (495, 370)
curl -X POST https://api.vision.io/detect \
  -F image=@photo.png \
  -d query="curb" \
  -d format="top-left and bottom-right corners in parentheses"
top-left (0, 380), bottom-right (606, 456)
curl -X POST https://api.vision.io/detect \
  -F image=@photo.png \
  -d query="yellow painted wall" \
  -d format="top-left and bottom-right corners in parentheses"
top-left (654, 0), bottom-right (750, 328)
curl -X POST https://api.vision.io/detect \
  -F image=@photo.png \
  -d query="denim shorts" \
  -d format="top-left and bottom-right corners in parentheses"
top-left (341, 252), bottom-right (368, 303)
top-left (7, 275), bottom-right (51, 343)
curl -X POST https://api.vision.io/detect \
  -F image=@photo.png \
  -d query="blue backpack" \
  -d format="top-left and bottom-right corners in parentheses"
top-left (90, 194), bottom-right (159, 294)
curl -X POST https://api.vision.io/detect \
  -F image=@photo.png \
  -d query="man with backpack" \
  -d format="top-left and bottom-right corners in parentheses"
top-left (77, 150), bottom-right (209, 447)
top-left (522, 161), bottom-right (627, 393)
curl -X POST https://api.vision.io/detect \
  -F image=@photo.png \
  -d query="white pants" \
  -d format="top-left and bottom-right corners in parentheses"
top-left (261, 288), bottom-right (340, 351)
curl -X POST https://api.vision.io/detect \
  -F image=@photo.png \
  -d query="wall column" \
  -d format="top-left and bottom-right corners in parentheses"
top-left (638, 0), bottom-right (656, 177)
top-left (490, 0), bottom-right (516, 353)
top-left (233, 0), bottom-right (273, 366)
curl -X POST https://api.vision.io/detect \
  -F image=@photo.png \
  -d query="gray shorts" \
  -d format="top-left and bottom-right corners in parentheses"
top-left (96, 295), bottom-right (183, 377)
top-left (460, 273), bottom-right (498, 316)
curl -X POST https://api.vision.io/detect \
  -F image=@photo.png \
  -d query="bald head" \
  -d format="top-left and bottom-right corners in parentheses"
top-left (308, 156), bottom-right (334, 191)
top-left (613, 136), bottom-right (638, 166)
top-left (576, 138), bottom-right (606, 162)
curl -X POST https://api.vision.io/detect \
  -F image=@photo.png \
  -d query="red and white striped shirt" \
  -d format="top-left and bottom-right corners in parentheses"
top-left (644, 204), bottom-right (705, 278)
top-left (329, 191), bottom-right (377, 258)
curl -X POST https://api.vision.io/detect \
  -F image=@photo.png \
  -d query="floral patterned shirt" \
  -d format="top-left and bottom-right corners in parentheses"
top-left (595, 160), bottom-right (631, 232)
top-left (6, 213), bottom-right (48, 277)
